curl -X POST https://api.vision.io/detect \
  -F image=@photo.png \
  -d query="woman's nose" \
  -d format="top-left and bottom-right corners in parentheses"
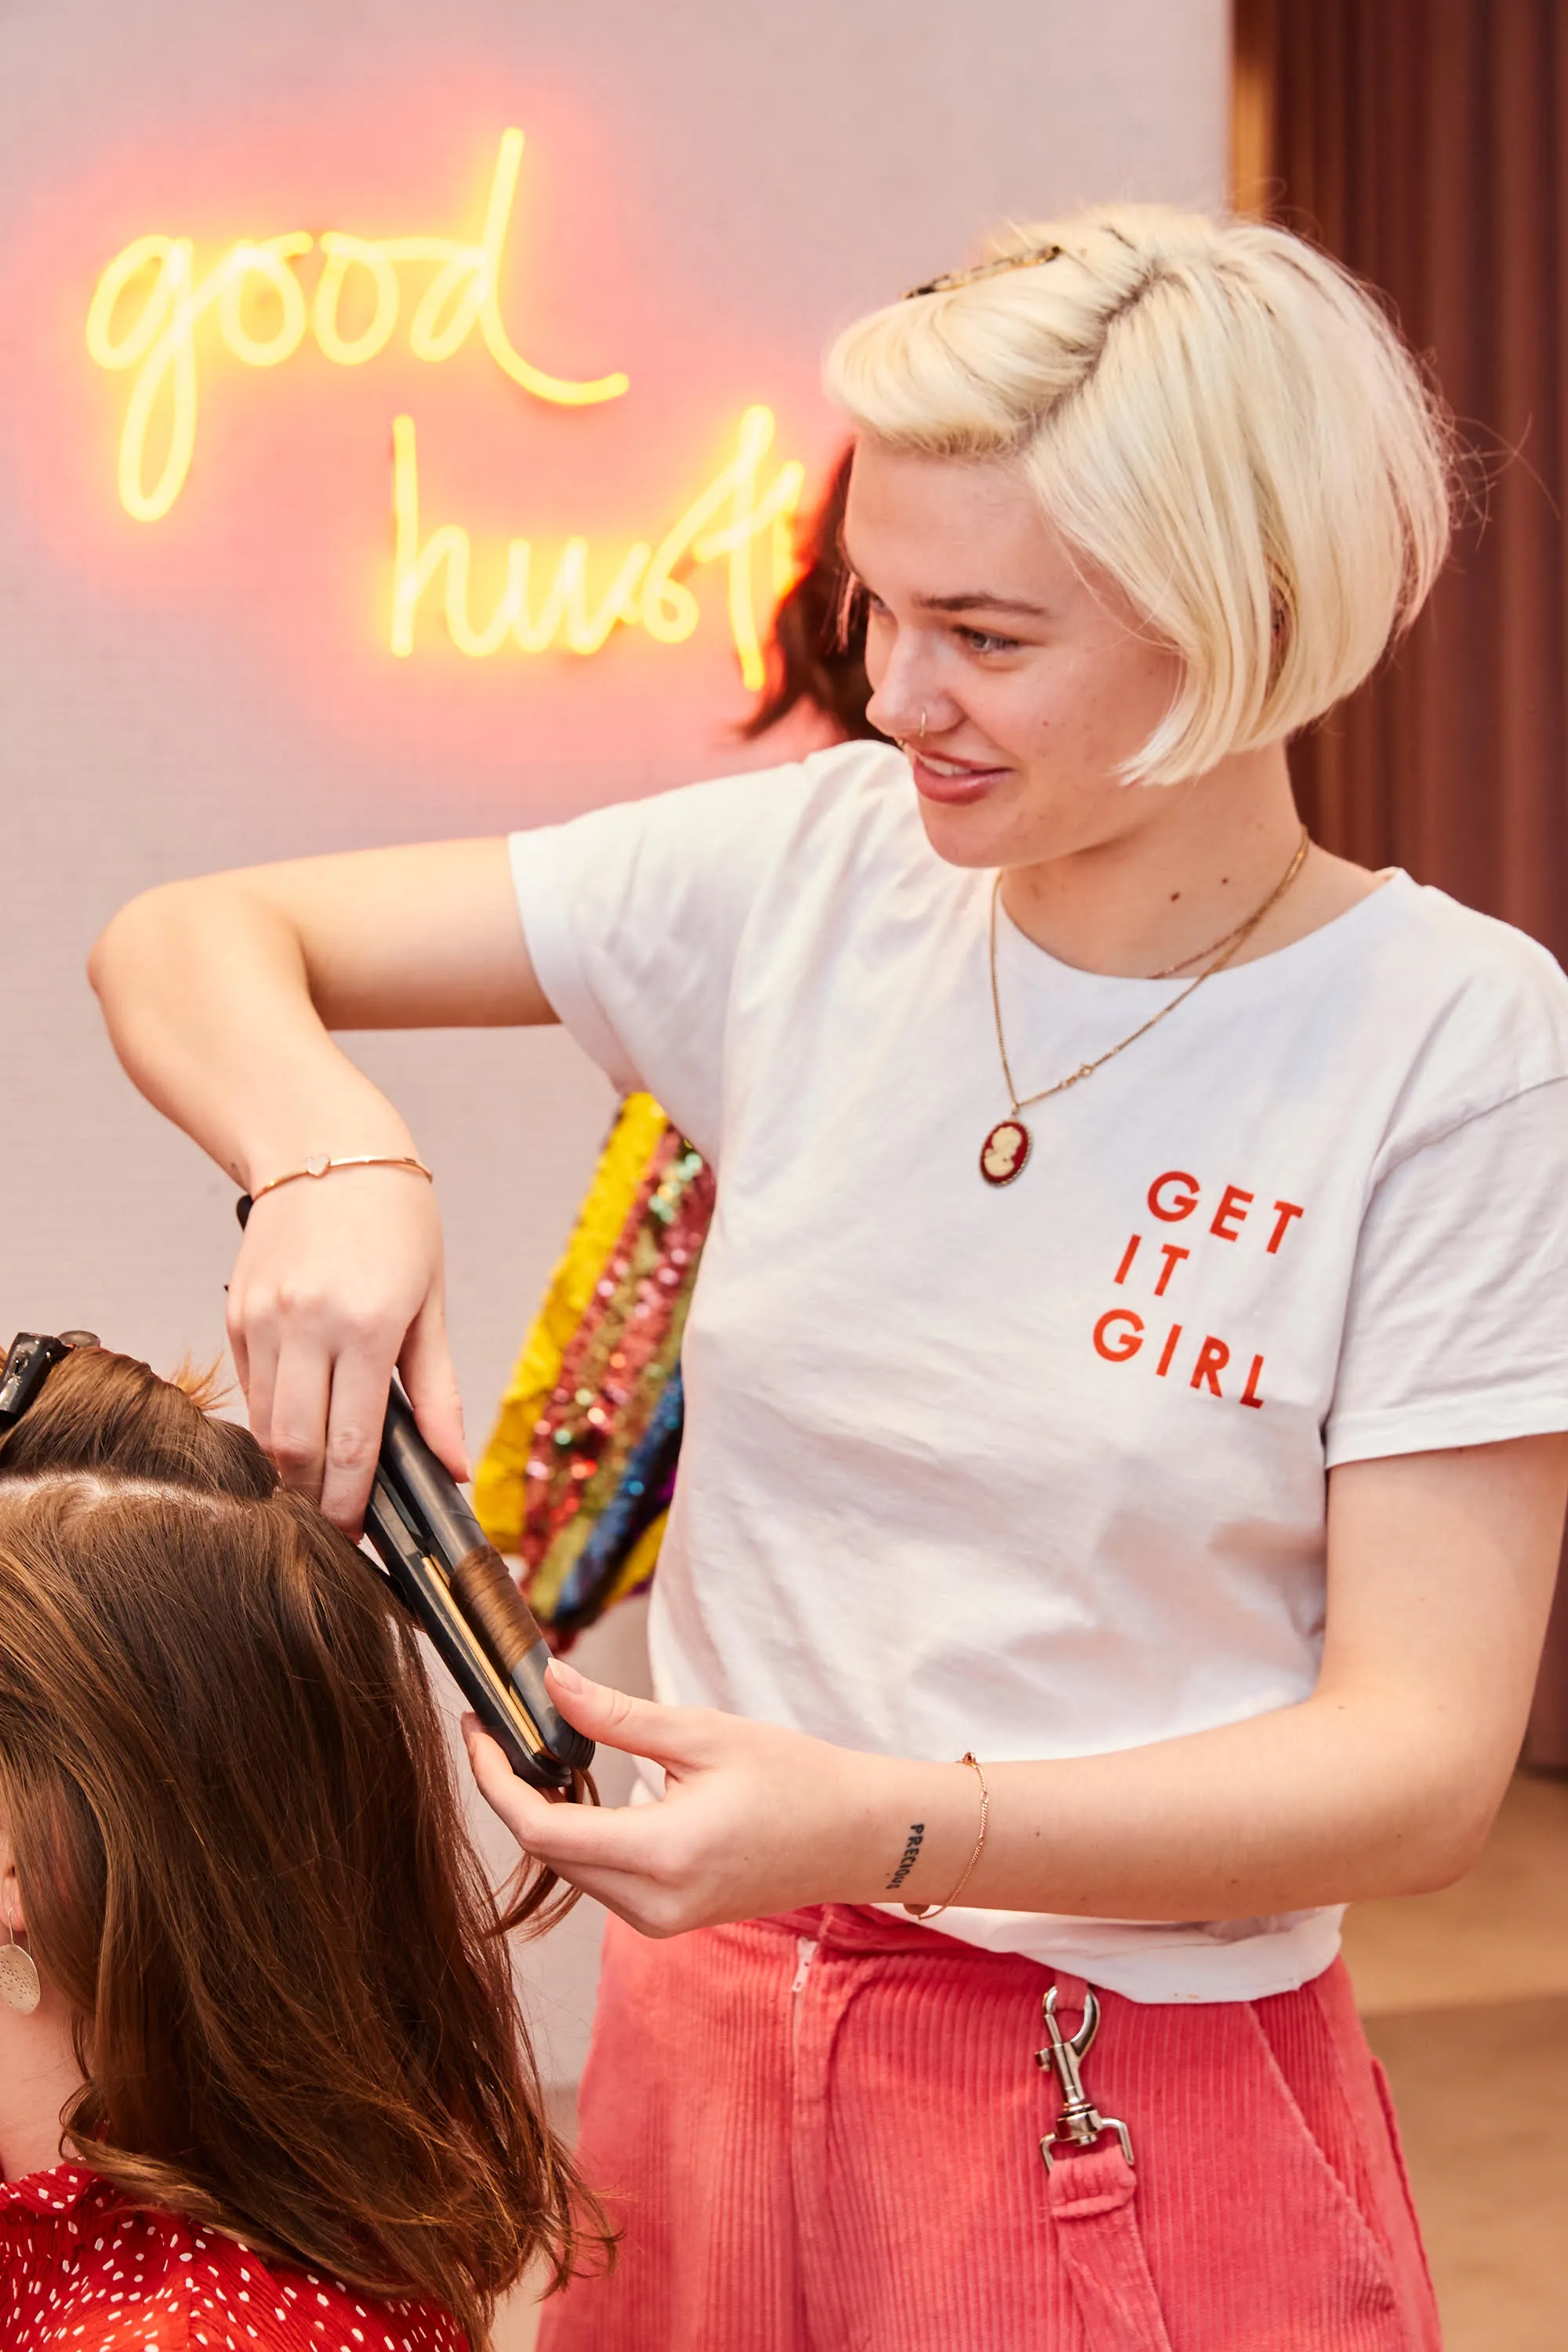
top-left (866, 662), bottom-right (942, 745)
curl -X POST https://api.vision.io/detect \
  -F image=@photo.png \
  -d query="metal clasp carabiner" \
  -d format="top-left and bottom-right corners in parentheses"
top-left (1036, 1985), bottom-right (1134, 2171)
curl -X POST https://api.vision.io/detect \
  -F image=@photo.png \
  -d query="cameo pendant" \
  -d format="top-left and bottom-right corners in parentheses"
top-left (979, 1118), bottom-right (1031, 1187)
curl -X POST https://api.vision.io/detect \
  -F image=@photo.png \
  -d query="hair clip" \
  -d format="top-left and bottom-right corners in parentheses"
top-left (902, 244), bottom-right (1063, 301)
top-left (0, 1333), bottom-right (101, 1432)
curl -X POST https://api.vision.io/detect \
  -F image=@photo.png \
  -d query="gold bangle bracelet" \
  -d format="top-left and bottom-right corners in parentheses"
top-left (903, 1751), bottom-right (989, 1922)
top-left (247, 1152), bottom-right (434, 1204)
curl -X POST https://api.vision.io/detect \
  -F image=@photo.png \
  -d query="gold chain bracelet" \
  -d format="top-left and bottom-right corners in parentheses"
top-left (904, 1751), bottom-right (989, 1921)
top-left (245, 1152), bottom-right (434, 1207)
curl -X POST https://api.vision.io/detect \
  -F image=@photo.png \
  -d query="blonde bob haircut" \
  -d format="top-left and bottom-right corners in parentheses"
top-left (825, 206), bottom-right (1453, 783)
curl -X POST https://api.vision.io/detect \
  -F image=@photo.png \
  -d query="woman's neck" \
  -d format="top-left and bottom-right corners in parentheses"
top-left (0, 1997), bottom-right (85, 2181)
top-left (999, 742), bottom-right (1374, 978)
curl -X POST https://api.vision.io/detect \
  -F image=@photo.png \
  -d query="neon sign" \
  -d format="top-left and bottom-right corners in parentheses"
top-left (85, 130), bottom-right (805, 681)
top-left (391, 407), bottom-right (802, 673)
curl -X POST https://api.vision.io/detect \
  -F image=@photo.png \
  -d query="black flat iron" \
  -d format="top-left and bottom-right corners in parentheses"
top-left (365, 1377), bottom-right (593, 1795)
top-left (234, 1196), bottom-right (592, 1797)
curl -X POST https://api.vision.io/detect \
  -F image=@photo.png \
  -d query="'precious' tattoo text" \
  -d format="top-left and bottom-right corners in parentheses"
top-left (886, 1824), bottom-right (925, 1891)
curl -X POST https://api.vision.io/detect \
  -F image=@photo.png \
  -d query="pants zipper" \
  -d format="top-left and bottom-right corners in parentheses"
top-left (790, 1933), bottom-right (818, 2063)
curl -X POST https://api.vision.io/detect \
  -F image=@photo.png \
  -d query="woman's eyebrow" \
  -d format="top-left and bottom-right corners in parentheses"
top-left (840, 539), bottom-right (1051, 621)
top-left (915, 589), bottom-right (1051, 618)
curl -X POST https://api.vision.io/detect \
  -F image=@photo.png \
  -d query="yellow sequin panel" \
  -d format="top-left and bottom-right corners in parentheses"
top-left (473, 1091), bottom-right (673, 1553)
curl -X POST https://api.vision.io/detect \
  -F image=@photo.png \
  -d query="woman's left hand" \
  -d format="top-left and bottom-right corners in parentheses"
top-left (474, 1439), bottom-right (1568, 1934)
top-left (464, 1660), bottom-right (955, 1936)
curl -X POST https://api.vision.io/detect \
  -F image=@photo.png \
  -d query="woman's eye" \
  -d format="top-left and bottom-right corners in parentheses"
top-left (957, 626), bottom-right (1022, 655)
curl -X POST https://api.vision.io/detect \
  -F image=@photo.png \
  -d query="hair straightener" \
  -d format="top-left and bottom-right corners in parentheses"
top-left (364, 1377), bottom-right (594, 1795)
top-left (232, 1198), bottom-right (594, 1798)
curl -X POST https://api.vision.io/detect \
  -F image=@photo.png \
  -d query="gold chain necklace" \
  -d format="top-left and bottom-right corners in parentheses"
top-left (979, 827), bottom-right (1310, 1188)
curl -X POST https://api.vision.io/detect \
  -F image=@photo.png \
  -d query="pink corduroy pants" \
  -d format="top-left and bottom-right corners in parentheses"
top-left (539, 1903), bottom-right (1442, 2352)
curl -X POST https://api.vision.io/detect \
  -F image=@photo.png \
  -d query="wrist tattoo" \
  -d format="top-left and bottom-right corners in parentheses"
top-left (886, 1823), bottom-right (925, 1892)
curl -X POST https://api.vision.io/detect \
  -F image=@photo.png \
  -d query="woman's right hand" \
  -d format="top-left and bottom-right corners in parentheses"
top-left (90, 838), bottom-right (555, 1526)
top-left (227, 1164), bottom-right (469, 1530)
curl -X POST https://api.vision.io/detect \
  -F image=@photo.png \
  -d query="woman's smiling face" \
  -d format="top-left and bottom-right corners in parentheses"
top-left (844, 439), bottom-right (1185, 872)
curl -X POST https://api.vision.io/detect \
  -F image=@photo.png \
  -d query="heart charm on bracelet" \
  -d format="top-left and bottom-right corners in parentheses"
top-left (979, 1119), bottom-right (1032, 1187)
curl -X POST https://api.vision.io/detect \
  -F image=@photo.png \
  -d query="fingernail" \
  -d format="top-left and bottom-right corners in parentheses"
top-left (547, 1658), bottom-right (586, 1694)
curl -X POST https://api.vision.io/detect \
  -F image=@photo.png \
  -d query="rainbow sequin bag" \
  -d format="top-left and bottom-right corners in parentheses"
top-left (474, 1094), bottom-right (713, 1645)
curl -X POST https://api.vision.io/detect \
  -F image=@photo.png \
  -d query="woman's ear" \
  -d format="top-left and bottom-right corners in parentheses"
top-left (0, 1838), bottom-right (46, 2019)
top-left (1, 1840), bottom-right (24, 1936)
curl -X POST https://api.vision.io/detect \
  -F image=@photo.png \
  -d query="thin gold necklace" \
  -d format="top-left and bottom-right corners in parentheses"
top-left (979, 827), bottom-right (1310, 1189)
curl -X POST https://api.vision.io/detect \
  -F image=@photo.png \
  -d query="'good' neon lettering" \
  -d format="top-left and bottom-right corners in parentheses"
top-left (86, 129), bottom-right (629, 521)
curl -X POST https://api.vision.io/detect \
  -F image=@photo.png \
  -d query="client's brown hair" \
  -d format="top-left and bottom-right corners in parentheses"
top-left (0, 1347), bottom-right (607, 2345)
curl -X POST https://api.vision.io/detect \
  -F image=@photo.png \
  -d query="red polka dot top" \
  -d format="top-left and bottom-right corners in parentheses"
top-left (2, 2163), bottom-right (468, 2351)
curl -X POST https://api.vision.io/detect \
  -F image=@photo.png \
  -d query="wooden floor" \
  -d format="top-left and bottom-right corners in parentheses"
top-left (1345, 1772), bottom-right (1568, 2350)
top-left (498, 1772), bottom-right (1568, 2349)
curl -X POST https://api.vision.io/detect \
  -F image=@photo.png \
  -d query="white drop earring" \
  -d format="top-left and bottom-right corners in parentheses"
top-left (0, 1918), bottom-right (42, 2015)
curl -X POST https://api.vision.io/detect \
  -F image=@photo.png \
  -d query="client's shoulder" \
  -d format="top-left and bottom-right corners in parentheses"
top-left (1, 2166), bottom-right (465, 2351)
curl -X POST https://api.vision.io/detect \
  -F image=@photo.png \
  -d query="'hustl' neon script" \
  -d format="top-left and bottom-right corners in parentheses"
top-left (85, 131), bottom-right (805, 678)
top-left (392, 406), bottom-right (804, 682)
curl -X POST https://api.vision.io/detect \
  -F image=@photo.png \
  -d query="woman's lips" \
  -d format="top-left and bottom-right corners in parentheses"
top-left (909, 752), bottom-right (1011, 806)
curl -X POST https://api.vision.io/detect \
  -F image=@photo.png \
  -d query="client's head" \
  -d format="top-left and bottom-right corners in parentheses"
top-left (0, 1342), bottom-right (600, 2344)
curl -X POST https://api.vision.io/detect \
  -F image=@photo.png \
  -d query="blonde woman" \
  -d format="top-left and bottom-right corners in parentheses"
top-left (92, 209), bottom-right (1568, 2350)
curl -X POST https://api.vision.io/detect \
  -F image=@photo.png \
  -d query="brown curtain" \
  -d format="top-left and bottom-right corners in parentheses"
top-left (1232, 0), bottom-right (1568, 1764)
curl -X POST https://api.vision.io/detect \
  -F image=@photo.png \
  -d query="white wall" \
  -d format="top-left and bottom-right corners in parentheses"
top-left (0, 0), bottom-right (1226, 2084)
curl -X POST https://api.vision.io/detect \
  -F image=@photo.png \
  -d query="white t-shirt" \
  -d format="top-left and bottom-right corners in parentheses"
top-left (509, 740), bottom-right (1568, 2001)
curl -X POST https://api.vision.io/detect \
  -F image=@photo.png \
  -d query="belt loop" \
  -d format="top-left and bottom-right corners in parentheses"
top-left (1037, 1976), bottom-right (1174, 2352)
